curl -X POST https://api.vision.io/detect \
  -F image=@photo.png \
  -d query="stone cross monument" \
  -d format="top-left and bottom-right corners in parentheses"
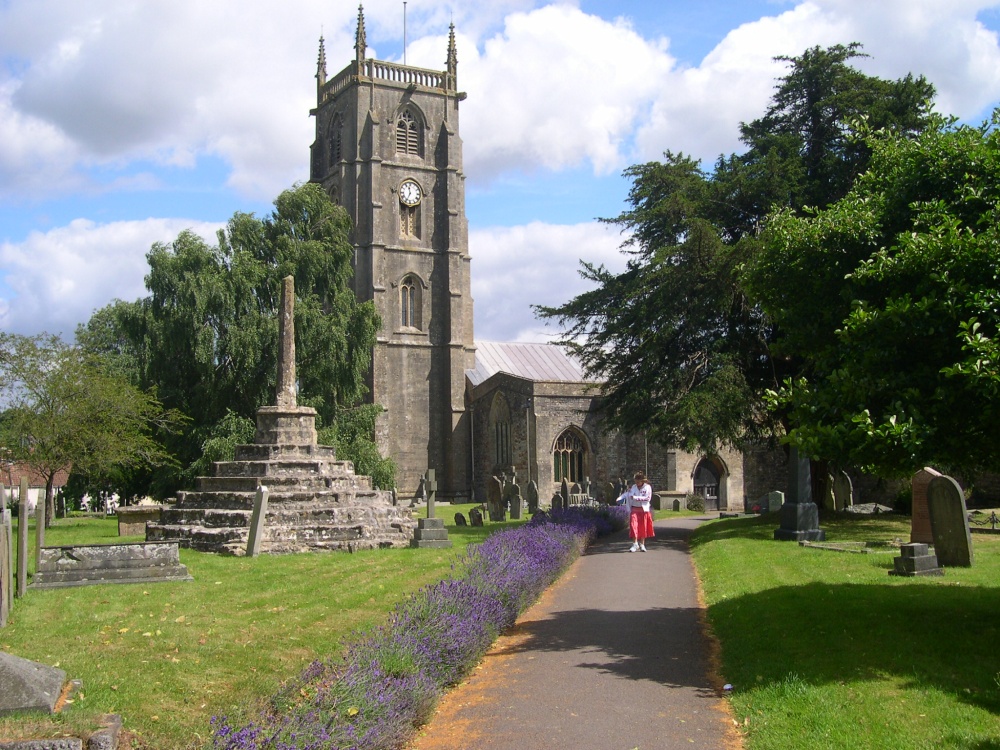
top-left (410, 468), bottom-right (451, 549)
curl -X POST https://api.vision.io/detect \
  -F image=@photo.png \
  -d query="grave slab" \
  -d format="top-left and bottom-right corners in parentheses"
top-left (0, 652), bottom-right (66, 716)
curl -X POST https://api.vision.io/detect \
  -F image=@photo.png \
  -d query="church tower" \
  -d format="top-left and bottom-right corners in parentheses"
top-left (310, 7), bottom-right (475, 502)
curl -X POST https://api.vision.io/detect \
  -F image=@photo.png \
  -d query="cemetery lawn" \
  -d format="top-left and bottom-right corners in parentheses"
top-left (0, 505), bottom-right (521, 749)
top-left (691, 513), bottom-right (1000, 750)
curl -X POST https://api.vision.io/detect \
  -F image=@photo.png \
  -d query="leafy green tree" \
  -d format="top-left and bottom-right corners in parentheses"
top-left (747, 114), bottom-right (1000, 475)
top-left (0, 333), bottom-right (184, 524)
top-left (537, 44), bottom-right (935, 453)
top-left (79, 183), bottom-right (385, 497)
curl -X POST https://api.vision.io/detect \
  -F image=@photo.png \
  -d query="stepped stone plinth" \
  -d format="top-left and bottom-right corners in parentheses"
top-left (146, 275), bottom-right (415, 555)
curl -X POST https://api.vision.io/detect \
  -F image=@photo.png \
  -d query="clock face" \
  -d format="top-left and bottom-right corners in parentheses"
top-left (399, 180), bottom-right (421, 206)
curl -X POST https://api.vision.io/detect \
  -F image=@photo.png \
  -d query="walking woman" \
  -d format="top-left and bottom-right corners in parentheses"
top-left (618, 471), bottom-right (653, 552)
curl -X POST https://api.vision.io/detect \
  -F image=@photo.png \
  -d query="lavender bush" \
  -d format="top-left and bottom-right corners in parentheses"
top-left (212, 504), bottom-right (628, 750)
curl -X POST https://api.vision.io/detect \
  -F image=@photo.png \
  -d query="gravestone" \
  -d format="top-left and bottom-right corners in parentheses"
top-left (411, 470), bottom-right (452, 548)
top-left (672, 498), bottom-right (681, 512)
top-left (889, 542), bottom-right (942, 577)
top-left (910, 467), bottom-right (941, 544)
top-left (581, 477), bottom-right (591, 499)
top-left (767, 491), bottom-right (784, 513)
top-left (927, 475), bottom-right (973, 567)
top-left (774, 447), bottom-right (825, 541)
top-left (833, 472), bottom-right (853, 511)
top-left (821, 473), bottom-right (836, 511)
top-left (35, 500), bottom-right (45, 571)
top-left (487, 475), bottom-right (505, 522)
top-left (651, 493), bottom-right (663, 511)
top-left (0, 652), bottom-right (66, 715)
top-left (508, 479), bottom-right (523, 520)
top-left (31, 541), bottom-right (192, 588)
top-left (469, 507), bottom-right (484, 527)
top-left (560, 478), bottom-right (570, 510)
top-left (454, 512), bottom-right (468, 527)
top-left (17, 476), bottom-right (28, 597)
top-left (117, 505), bottom-right (163, 536)
top-left (526, 480), bottom-right (539, 514)
top-left (1, 507), bottom-right (11, 627)
top-left (245, 485), bottom-right (270, 558)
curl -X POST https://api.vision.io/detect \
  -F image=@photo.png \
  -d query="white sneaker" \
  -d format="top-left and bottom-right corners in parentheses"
top-left (629, 543), bottom-right (639, 552)
top-left (639, 544), bottom-right (647, 552)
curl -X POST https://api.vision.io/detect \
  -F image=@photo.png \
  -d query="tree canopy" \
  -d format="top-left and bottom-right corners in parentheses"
top-left (537, 44), bottom-right (935, 453)
top-left (747, 114), bottom-right (1000, 475)
top-left (78, 183), bottom-right (387, 498)
top-left (0, 333), bottom-right (183, 522)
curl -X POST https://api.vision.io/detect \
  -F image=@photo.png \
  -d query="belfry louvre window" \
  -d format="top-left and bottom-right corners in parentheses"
top-left (396, 110), bottom-right (421, 156)
top-left (553, 430), bottom-right (585, 483)
top-left (329, 117), bottom-right (342, 166)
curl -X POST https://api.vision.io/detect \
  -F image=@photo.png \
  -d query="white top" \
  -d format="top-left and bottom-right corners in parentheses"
top-left (618, 482), bottom-right (652, 512)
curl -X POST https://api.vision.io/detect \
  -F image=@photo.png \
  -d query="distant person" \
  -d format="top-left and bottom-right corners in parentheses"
top-left (618, 471), bottom-right (653, 552)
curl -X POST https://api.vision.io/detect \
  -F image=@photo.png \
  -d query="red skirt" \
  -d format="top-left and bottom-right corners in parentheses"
top-left (630, 508), bottom-right (654, 540)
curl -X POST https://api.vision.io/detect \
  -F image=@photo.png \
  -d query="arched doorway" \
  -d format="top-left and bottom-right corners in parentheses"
top-left (693, 457), bottom-right (726, 511)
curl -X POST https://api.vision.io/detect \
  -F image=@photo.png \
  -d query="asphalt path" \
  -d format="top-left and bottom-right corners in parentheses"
top-left (410, 516), bottom-right (742, 750)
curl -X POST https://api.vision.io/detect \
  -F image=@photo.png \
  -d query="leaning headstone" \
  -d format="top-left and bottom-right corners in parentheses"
top-left (833, 472), bottom-right (853, 510)
top-left (889, 542), bottom-right (942, 577)
top-left (774, 446), bottom-right (826, 541)
top-left (526, 480), bottom-right (539, 514)
top-left (245, 485), bottom-right (270, 558)
top-left (1, 507), bottom-right (11, 627)
top-left (0, 651), bottom-right (67, 715)
top-left (927, 475), bottom-right (973, 567)
top-left (469, 507), bottom-right (484, 527)
top-left (821, 473), bottom-right (836, 511)
top-left (17, 476), bottom-right (28, 598)
top-left (454, 512), bottom-right (468, 527)
top-left (910, 467), bottom-right (941, 544)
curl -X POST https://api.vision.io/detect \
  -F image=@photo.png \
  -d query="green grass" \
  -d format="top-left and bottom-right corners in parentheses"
top-left (0, 507), bottom-right (526, 749)
top-left (690, 512), bottom-right (1000, 750)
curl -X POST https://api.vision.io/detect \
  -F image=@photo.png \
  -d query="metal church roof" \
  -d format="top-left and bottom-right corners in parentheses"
top-left (467, 341), bottom-right (598, 387)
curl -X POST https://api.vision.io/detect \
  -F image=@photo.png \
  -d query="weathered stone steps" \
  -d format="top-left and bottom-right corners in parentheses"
top-left (194, 473), bottom-right (371, 492)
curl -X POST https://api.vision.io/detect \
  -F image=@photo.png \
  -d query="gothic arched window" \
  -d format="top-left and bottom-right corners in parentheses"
top-left (490, 394), bottom-right (512, 468)
top-left (553, 429), bottom-right (586, 483)
top-left (400, 275), bottom-right (421, 329)
top-left (395, 109), bottom-right (422, 156)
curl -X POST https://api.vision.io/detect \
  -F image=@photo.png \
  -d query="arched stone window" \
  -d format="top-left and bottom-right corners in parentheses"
top-left (399, 275), bottom-right (422, 329)
top-left (489, 393), bottom-right (512, 468)
top-left (553, 428), bottom-right (586, 483)
top-left (395, 109), bottom-right (422, 156)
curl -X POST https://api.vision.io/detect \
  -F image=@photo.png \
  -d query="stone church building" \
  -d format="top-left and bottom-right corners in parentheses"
top-left (309, 8), bottom-right (759, 510)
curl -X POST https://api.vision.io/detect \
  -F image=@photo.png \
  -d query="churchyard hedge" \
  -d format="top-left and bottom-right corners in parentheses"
top-left (211, 505), bottom-right (628, 750)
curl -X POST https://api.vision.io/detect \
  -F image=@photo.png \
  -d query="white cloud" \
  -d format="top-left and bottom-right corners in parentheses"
top-left (456, 5), bottom-right (675, 179)
top-left (0, 218), bottom-right (222, 337)
top-left (470, 221), bottom-right (627, 342)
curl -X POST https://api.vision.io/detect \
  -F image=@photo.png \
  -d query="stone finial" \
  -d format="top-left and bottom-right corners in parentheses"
top-left (316, 35), bottom-right (327, 86)
top-left (445, 23), bottom-right (458, 89)
top-left (276, 276), bottom-right (297, 409)
top-left (355, 4), bottom-right (367, 63)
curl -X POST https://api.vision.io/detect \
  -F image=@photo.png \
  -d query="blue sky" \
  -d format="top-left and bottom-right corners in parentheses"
top-left (2, 0), bottom-right (1000, 342)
